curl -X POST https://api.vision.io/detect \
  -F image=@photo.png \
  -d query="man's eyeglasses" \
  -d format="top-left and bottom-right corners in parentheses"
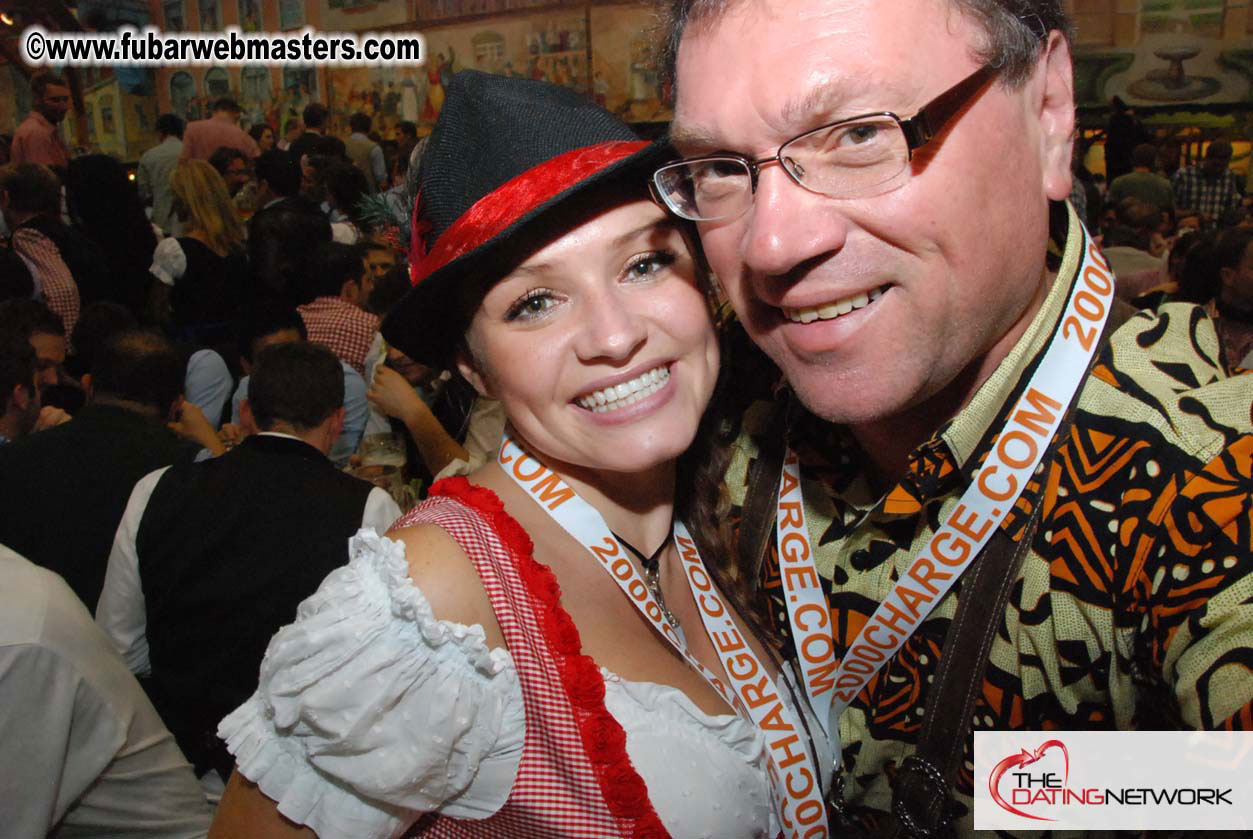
top-left (653, 65), bottom-right (998, 222)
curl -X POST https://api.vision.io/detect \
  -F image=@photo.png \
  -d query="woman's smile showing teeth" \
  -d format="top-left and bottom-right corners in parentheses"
top-left (783, 286), bottom-right (887, 323)
top-left (576, 365), bottom-right (671, 413)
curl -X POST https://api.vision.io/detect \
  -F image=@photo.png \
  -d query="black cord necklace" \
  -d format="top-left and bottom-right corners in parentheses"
top-left (612, 528), bottom-right (681, 632)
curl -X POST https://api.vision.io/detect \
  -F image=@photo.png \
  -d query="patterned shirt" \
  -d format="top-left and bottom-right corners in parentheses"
top-left (297, 296), bottom-right (380, 377)
top-left (12, 227), bottom-right (79, 339)
top-left (723, 205), bottom-right (1253, 833)
top-left (1171, 164), bottom-right (1243, 221)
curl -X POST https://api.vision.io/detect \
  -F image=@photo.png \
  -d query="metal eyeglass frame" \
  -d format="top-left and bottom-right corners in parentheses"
top-left (654, 63), bottom-right (999, 220)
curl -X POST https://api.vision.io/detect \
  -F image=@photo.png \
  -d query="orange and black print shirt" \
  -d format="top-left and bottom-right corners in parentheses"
top-left (723, 205), bottom-right (1253, 834)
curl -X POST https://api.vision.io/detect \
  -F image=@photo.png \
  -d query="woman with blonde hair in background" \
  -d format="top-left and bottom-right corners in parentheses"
top-left (149, 159), bottom-right (247, 349)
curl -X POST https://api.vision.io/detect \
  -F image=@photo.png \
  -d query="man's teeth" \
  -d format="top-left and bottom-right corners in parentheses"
top-left (783, 286), bottom-right (886, 324)
top-left (577, 366), bottom-right (670, 413)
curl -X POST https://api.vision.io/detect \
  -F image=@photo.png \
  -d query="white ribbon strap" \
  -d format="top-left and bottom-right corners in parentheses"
top-left (675, 522), bottom-right (831, 839)
top-left (497, 436), bottom-right (728, 699)
top-left (775, 222), bottom-right (1116, 746)
top-left (498, 434), bottom-right (830, 838)
top-left (776, 450), bottom-right (837, 737)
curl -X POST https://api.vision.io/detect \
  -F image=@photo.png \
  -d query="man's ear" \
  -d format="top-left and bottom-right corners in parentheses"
top-left (239, 399), bottom-right (259, 435)
top-left (8, 382), bottom-right (30, 413)
top-left (80, 373), bottom-right (93, 402)
top-left (454, 347), bottom-right (491, 398)
top-left (327, 405), bottom-right (345, 444)
top-left (1034, 31), bottom-right (1077, 202)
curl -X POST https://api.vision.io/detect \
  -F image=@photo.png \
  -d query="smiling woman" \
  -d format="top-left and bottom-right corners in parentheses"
top-left (209, 71), bottom-right (832, 839)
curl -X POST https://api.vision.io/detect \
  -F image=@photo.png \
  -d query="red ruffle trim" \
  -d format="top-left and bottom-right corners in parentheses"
top-left (429, 477), bottom-right (672, 839)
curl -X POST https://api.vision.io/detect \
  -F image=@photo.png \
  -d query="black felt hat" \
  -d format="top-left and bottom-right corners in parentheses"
top-left (380, 70), bottom-right (670, 366)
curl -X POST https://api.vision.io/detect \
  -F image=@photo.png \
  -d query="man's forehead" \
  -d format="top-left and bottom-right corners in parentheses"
top-left (671, 0), bottom-right (962, 150)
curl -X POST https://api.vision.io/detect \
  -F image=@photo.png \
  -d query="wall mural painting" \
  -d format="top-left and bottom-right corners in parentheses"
top-left (199, 0), bottom-right (221, 32)
top-left (278, 0), bottom-right (305, 31)
top-left (327, 11), bottom-right (592, 136)
top-left (241, 65), bottom-right (275, 131)
top-left (321, 0), bottom-right (410, 31)
top-left (1073, 0), bottom-right (1251, 109)
top-left (327, 66), bottom-right (423, 140)
top-left (162, 0), bottom-right (184, 31)
top-left (100, 94), bottom-right (116, 136)
top-left (280, 67), bottom-right (320, 128)
top-left (170, 70), bottom-right (199, 122)
top-left (590, 3), bottom-right (671, 123)
top-left (205, 67), bottom-right (231, 100)
top-left (237, 0), bottom-right (263, 33)
top-left (134, 101), bottom-right (152, 135)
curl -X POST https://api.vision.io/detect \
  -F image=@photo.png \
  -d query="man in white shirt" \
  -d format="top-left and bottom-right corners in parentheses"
top-left (344, 112), bottom-right (387, 193)
top-left (137, 114), bottom-right (184, 235)
top-left (0, 544), bottom-right (212, 838)
top-left (97, 342), bottom-right (401, 790)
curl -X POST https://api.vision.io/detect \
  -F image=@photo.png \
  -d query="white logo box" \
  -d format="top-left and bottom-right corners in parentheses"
top-left (974, 731), bottom-right (1253, 831)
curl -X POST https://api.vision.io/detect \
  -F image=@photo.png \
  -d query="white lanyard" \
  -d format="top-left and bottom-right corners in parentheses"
top-left (777, 221), bottom-right (1116, 743)
top-left (498, 435), bottom-right (831, 839)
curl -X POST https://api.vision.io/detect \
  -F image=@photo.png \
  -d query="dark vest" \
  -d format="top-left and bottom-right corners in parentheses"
top-left (169, 237), bottom-right (245, 333)
top-left (0, 404), bottom-right (198, 610)
top-left (134, 433), bottom-right (375, 778)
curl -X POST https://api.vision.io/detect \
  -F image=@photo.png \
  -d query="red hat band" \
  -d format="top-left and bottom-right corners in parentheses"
top-left (409, 141), bottom-right (650, 287)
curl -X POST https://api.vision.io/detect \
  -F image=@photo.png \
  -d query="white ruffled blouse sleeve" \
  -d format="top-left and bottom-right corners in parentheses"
top-left (219, 529), bottom-right (525, 839)
top-left (149, 236), bottom-right (186, 287)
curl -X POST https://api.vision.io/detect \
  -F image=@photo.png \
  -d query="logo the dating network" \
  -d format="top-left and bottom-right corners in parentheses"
top-left (975, 732), bottom-right (1252, 831)
top-left (989, 739), bottom-right (1073, 820)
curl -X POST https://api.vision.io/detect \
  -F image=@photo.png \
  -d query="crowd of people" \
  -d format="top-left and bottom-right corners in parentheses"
top-left (0, 74), bottom-right (494, 838)
top-left (2, 1), bottom-right (1252, 837)
top-left (1074, 131), bottom-right (1253, 367)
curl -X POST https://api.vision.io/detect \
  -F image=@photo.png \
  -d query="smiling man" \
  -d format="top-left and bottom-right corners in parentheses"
top-left (658, 0), bottom-right (1253, 833)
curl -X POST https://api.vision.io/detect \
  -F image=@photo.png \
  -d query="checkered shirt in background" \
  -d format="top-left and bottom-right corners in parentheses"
top-left (1171, 165), bottom-right (1243, 221)
top-left (11, 227), bottom-right (79, 340)
top-left (297, 296), bottom-right (380, 377)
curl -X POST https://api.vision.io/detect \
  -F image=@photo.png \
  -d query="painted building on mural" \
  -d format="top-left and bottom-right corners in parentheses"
top-left (143, 0), bottom-right (674, 145)
top-left (0, 1), bottom-right (1248, 166)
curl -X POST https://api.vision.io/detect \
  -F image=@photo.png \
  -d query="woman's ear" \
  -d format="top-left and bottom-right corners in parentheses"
top-left (454, 347), bottom-right (491, 399)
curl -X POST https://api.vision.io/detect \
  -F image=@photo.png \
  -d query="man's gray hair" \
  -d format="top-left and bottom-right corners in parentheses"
top-left (656, 0), bottom-right (1072, 90)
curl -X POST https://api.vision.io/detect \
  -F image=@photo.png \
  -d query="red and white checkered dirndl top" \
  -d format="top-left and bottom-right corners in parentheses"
top-left (392, 478), bottom-right (670, 839)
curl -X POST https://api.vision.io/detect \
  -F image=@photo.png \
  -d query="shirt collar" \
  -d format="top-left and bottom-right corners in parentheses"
top-left (258, 431), bottom-right (305, 442)
top-left (940, 201), bottom-right (1085, 470)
